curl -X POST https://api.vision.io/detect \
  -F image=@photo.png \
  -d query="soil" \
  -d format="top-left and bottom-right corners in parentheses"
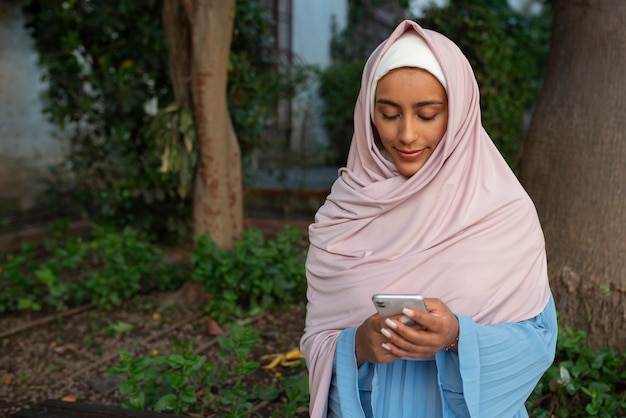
top-left (0, 289), bottom-right (308, 418)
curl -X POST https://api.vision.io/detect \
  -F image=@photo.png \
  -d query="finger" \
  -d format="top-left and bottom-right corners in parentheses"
top-left (384, 315), bottom-right (448, 356)
top-left (401, 301), bottom-right (460, 350)
top-left (380, 320), bottom-right (434, 354)
top-left (381, 340), bottom-right (437, 359)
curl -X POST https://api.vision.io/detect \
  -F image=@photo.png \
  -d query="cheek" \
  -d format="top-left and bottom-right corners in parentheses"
top-left (429, 121), bottom-right (448, 146)
top-left (377, 129), bottom-right (396, 151)
top-left (373, 121), bottom-right (395, 144)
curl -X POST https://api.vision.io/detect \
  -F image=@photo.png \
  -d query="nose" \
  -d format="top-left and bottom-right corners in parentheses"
top-left (399, 117), bottom-right (419, 144)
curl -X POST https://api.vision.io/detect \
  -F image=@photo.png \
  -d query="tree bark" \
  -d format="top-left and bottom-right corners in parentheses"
top-left (163, 0), bottom-right (243, 248)
top-left (163, 0), bottom-right (191, 106)
top-left (517, 0), bottom-right (626, 349)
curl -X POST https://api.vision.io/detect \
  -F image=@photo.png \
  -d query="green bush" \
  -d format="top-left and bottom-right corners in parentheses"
top-left (108, 323), bottom-right (309, 417)
top-left (0, 223), bottom-right (306, 315)
top-left (107, 325), bottom-right (268, 416)
top-left (191, 226), bottom-right (307, 322)
top-left (527, 327), bottom-right (626, 417)
top-left (0, 225), bottom-right (181, 312)
top-left (318, 61), bottom-right (365, 165)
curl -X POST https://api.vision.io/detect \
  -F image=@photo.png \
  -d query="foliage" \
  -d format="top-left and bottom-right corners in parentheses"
top-left (527, 327), bottom-right (626, 417)
top-left (0, 223), bottom-right (306, 316)
top-left (143, 104), bottom-right (197, 201)
top-left (191, 225), bottom-right (307, 322)
top-left (318, 61), bottom-right (365, 165)
top-left (0, 224), bottom-right (181, 312)
top-left (107, 323), bottom-right (308, 417)
top-left (20, 0), bottom-right (312, 239)
top-left (329, 0), bottom-right (410, 63)
top-left (20, 0), bottom-right (184, 237)
top-left (319, 0), bottom-right (552, 166)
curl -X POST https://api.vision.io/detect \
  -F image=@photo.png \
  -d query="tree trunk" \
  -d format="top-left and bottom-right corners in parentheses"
top-left (163, 0), bottom-right (243, 249)
top-left (517, 0), bottom-right (626, 349)
top-left (162, 0), bottom-right (191, 106)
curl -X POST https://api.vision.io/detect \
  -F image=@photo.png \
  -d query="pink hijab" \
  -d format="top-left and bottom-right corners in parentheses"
top-left (301, 20), bottom-right (551, 417)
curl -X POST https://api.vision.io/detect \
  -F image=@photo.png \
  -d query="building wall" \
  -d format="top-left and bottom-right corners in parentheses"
top-left (0, 1), bottom-right (67, 211)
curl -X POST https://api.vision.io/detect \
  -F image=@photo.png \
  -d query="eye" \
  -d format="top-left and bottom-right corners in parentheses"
top-left (381, 113), bottom-right (399, 120)
top-left (418, 114), bottom-right (438, 121)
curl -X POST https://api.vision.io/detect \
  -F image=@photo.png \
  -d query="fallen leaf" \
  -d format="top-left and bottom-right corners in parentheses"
top-left (261, 354), bottom-right (284, 369)
top-left (203, 317), bottom-right (225, 336)
top-left (61, 395), bottom-right (77, 402)
top-left (3, 375), bottom-right (13, 385)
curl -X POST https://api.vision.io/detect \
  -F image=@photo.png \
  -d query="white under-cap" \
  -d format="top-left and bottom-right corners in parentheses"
top-left (371, 31), bottom-right (447, 112)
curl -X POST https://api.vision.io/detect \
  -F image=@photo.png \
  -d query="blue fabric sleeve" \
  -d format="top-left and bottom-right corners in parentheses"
top-left (435, 296), bottom-right (558, 417)
top-left (329, 327), bottom-right (368, 417)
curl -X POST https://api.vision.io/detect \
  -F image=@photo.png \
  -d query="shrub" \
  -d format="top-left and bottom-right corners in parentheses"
top-left (191, 226), bottom-right (307, 322)
top-left (527, 327), bottom-right (626, 417)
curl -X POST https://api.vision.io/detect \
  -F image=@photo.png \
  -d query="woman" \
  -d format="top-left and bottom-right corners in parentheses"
top-left (301, 20), bottom-right (557, 417)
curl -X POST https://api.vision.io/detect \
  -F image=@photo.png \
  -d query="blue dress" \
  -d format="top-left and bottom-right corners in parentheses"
top-left (328, 296), bottom-right (557, 417)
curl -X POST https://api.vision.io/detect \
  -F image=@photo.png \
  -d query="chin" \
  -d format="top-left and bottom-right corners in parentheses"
top-left (398, 165), bottom-right (423, 177)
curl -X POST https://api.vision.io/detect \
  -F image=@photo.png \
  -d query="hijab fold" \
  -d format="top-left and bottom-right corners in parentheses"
top-left (301, 20), bottom-right (551, 418)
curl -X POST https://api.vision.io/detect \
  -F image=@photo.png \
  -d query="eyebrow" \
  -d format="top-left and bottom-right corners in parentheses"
top-left (376, 98), bottom-right (445, 108)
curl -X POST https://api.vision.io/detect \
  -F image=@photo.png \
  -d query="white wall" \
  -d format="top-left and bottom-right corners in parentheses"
top-left (0, 1), bottom-right (65, 164)
top-left (0, 1), bottom-right (67, 210)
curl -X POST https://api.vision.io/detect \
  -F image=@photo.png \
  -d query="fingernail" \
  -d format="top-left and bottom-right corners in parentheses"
top-left (385, 318), bottom-right (397, 329)
top-left (381, 343), bottom-right (391, 351)
top-left (380, 328), bottom-right (392, 338)
top-left (402, 308), bottom-right (414, 317)
top-left (399, 316), bottom-right (411, 324)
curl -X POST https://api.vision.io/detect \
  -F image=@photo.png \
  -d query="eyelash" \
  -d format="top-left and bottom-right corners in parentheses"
top-left (380, 113), bottom-right (437, 121)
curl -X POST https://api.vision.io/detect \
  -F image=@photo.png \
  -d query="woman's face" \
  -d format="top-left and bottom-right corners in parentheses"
top-left (373, 67), bottom-right (448, 177)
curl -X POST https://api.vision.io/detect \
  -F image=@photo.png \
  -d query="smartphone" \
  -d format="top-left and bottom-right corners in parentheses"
top-left (372, 294), bottom-right (428, 317)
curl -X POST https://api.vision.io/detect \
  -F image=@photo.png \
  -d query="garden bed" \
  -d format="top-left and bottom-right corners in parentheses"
top-left (0, 289), bottom-right (308, 417)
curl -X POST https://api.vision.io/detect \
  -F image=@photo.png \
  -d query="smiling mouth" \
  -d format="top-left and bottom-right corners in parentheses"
top-left (396, 148), bottom-right (425, 159)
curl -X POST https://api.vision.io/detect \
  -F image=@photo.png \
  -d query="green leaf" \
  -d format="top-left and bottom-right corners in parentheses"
top-left (119, 379), bottom-right (136, 396)
top-left (35, 268), bottom-right (56, 286)
top-left (217, 335), bottom-right (236, 351)
top-left (179, 385), bottom-right (197, 403)
top-left (154, 393), bottom-right (177, 412)
top-left (106, 365), bottom-right (127, 376)
top-left (170, 373), bottom-right (186, 390)
top-left (127, 392), bottom-right (145, 409)
top-left (108, 321), bottom-right (135, 334)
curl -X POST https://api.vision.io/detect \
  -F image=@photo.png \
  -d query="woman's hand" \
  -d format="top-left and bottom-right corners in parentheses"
top-left (355, 298), bottom-right (459, 364)
top-left (355, 313), bottom-right (400, 364)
